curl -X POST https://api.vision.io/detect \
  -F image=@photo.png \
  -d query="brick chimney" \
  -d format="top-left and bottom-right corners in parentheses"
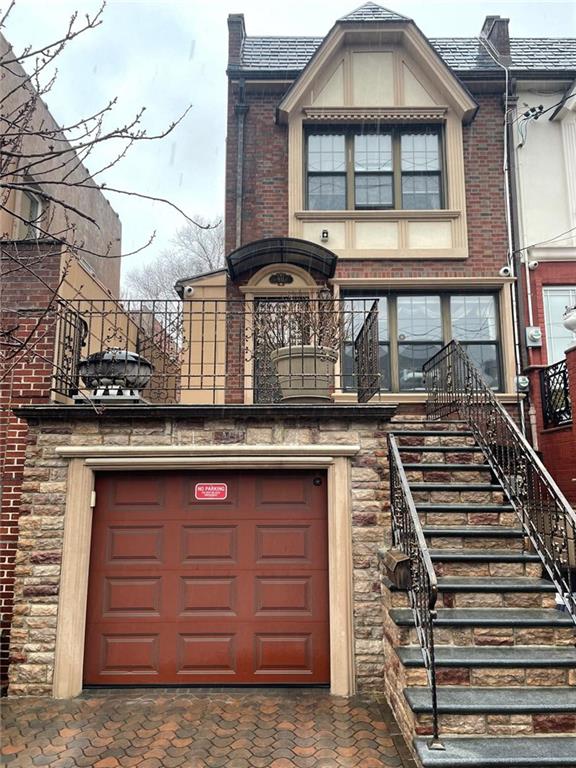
top-left (480, 15), bottom-right (511, 61)
top-left (228, 14), bottom-right (246, 69)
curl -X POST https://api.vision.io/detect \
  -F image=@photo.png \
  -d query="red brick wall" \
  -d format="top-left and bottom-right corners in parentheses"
top-left (225, 86), bottom-right (508, 280)
top-left (524, 261), bottom-right (576, 368)
top-left (225, 82), bottom-right (291, 254)
top-left (0, 242), bottom-right (61, 693)
top-left (527, 345), bottom-right (576, 504)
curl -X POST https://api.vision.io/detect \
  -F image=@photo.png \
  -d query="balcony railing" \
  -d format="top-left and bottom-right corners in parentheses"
top-left (541, 359), bottom-right (572, 428)
top-left (50, 297), bottom-right (382, 405)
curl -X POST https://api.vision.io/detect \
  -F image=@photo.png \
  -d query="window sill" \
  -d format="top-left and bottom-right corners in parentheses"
top-left (295, 209), bottom-right (461, 222)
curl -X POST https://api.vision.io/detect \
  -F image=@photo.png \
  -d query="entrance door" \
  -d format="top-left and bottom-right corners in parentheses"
top-left (84, 469), bottom-right (330, 685)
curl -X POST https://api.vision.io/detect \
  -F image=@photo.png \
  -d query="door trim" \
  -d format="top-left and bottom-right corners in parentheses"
top-left (53, 445), bottom-right (359, 699)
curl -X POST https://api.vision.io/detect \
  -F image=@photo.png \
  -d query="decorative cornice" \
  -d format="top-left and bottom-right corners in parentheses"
top-left (303, 106), bottom-right (448, 122)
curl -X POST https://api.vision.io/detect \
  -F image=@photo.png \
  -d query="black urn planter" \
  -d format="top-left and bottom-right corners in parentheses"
top-left (78, 348), bottom-right (154, 403)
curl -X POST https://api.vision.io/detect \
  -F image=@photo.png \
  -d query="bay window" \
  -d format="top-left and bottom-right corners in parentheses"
top-left (306, 126), bottom-right (443, 211)
top-left (343, 292), bottom-right (501, 393)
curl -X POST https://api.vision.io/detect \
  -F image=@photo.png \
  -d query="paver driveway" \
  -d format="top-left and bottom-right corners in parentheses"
top-left (1, 688), bottom-right (416, 768)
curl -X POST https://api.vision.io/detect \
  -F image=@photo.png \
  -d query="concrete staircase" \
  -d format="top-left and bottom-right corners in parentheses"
top-left (381, 420), bottom-right (576, 767)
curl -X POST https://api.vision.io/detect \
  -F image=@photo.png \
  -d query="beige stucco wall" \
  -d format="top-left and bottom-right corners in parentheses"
top-left (0, 33), bottom-right (122, 294)
top-left (514, 87), bottom-right (576, 260)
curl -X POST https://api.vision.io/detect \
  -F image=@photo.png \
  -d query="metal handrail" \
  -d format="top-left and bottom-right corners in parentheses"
top-left (388, 433), bottom-right (443, 750)
top-left (423, 340), bottom-right (576, 621)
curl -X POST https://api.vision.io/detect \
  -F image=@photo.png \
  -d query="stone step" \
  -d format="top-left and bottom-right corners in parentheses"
top-left (403, 463), bottom-right (492, 471)
top-left (393, 430), bottom-right (475, 437)
top-left (424, 526), bottom-right (522, 539)
top-left (405, 685), bottom-right (576, 714)
top-left (436, 577), bottom-right (556, 593)
top-left (398, 645), bottom-right (576, 668)
top-left (410, 483), bottom-right (502, 492)
top-left (414, 736), bottom-right (576, 767)
top-left (417, 504), bottom-right (514, 514)
top-left (429, 548), bottom-right (539, 563)
top-left (391, 608), bottom-right (574, 628)
top-left (399, 445), bottom-right (484, 453)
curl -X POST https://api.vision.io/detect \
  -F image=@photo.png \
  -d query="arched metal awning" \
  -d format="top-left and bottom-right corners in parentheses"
top-left (226, 237), bottom-right (337, 281)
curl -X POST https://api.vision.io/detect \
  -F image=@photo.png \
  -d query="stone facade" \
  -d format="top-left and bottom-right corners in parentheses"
top-left (8, 407), bottom-right (432, 696)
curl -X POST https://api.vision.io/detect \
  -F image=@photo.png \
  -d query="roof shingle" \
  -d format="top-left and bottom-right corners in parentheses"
top-left (237, 35), bottom-right (576, 74)
top-left (338, 2), bottom-right (410, 23)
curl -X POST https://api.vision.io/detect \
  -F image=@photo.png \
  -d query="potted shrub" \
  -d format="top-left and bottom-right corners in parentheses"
top-left (255, 294), bottom-right (345, 402)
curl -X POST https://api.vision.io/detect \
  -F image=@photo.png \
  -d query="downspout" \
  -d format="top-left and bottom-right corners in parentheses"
top-left (507, 96), bottom-right (539, 448)
top-left (234, 78), bottom-right (248, 249)
top-left (478, 35), bottom-right (527, 436)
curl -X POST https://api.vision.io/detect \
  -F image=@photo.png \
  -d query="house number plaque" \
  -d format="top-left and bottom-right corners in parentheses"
top-left (195, 483), bottom-right (228, 500)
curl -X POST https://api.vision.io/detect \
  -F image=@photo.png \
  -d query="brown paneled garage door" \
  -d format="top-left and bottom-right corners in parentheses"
top-left (84, 470), bottom-right (330, 685)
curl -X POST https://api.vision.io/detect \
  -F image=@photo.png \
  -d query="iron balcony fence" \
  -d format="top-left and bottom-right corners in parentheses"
top-left (50, 297), bottom-right (382, 405)
top-left (540, 359), bottom-right (572, 429)
top-left (423, 340), bottom-right (576, 622)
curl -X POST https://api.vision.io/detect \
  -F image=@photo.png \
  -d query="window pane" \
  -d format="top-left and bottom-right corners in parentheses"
top-left (451, 295), bottom-right (497, 341)
top-left (543, 286), bottom-right (576, 363)
top-left (342, 343), bottom-right (390, 391)
top-left (397, 296), bottom-right (442, 341)
top-left (354, 134), bottom-right (392, 171)
top-left (462, 343), bottom-right (500, 390)
top-left (355, 174), bottom-right (393, 207)
top-left (401, 131), bottom-right (440, 171)
top-left (398, 343), bottom-right (442, 391)
top-left (345, 297), bottom-right (388, 345)
top-left (401, 174), bottom-right (440, 210)
top-left (308, 175), bottom-right (346, 210)
top-left (308, 134), bottom-right (346, 172)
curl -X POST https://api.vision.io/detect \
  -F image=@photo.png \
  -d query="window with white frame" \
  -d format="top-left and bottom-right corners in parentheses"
top-left (343, 292), bottom-right (501, 392)
top-left (543, 286), bottom-right (576, 363)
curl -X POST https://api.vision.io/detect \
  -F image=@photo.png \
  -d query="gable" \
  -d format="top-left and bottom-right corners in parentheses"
top-left (278, 23), bottom-right (477, 122)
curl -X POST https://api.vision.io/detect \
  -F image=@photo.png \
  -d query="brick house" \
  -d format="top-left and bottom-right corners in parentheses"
top-left (0, 31), bottom-right (122, 693)
top-left (4, 5), bottom-right (576, 766)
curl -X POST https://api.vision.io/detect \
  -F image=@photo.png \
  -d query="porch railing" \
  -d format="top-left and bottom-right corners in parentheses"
top-left (541, 359), bottom-right (572, 428)
top-left (48, 297), bottom-right (381, 405)
top-left (388, 433), bottom-right (443, 749)
top-left (423, 340), bottom-right (576, 621)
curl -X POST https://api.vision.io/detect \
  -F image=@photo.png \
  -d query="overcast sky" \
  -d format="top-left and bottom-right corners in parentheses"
top-left (4, 0), bottom-right (575, 281)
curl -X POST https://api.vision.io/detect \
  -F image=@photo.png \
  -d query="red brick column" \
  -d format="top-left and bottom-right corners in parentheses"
top-left (0, 244), bottom-right (61, 692)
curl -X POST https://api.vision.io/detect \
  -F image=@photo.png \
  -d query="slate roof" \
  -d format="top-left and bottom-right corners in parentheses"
top-left (237, 35), bottom-right (576, 75)
top-left (338, 2), bottom-right (410, 23)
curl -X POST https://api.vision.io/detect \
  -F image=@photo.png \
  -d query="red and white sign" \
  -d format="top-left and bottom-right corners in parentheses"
top-left (195, 483), bottom-right (228, 501)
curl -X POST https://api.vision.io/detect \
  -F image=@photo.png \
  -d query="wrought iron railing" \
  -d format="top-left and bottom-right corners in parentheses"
top-left (47, 297), bottom-right (381, 404)
top-left (541, 359), bottom-right (572, 428)
top-left (424, 341), bottom-right (576, 621)
top-left (388, 433), bottom-right (443, 750)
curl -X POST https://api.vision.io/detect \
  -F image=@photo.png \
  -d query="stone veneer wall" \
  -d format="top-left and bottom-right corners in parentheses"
top-left (8, 409), bottom-right (427, 696)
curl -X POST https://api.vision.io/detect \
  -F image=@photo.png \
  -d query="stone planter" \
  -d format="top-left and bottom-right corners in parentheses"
top-left (270, 345), bottom-right (338, 402)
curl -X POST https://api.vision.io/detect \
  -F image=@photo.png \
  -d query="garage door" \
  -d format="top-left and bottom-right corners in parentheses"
top-left (84, 470), bottom-right (330, 685)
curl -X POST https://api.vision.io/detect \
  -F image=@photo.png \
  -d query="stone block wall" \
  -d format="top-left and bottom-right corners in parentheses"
top-left (0, 243), bottom-right (62, 693)
top-left (7, 408), bottom-right (427, 696)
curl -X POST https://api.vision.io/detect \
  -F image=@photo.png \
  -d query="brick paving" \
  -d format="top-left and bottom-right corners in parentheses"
top-left (1, 688), bottom-right (416, 767)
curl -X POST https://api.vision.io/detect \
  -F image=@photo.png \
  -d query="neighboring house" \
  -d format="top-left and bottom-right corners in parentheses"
top-left (511, 68), bottom-right (576, 500)
top-left (4, 5), bottom-right (576, 767)
top-left (0, 32), bottom-right (122, 693)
